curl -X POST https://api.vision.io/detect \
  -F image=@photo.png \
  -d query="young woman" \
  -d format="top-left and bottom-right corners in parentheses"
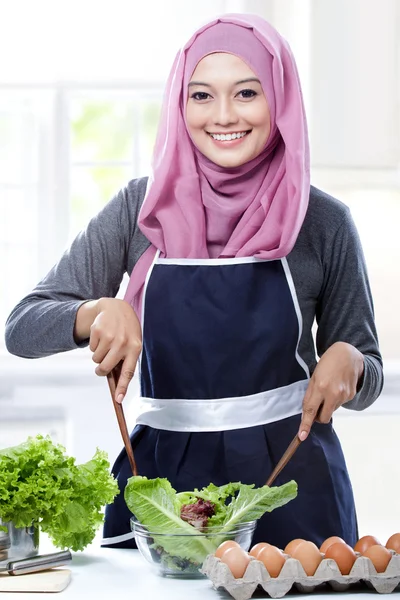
top-left (5, 14), bottom-right (383, 549)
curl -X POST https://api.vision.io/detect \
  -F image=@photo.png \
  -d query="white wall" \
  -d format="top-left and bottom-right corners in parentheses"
top-left (310, 0), bottom-right (399, 169)
top-left (334, 410), bottom-right (400, 542)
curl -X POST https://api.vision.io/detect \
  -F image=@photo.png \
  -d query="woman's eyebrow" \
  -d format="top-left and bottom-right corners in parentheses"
top-left (235, 77), bottom-right (261, 85)
top-left (188, 77), bottom-right (261, 87)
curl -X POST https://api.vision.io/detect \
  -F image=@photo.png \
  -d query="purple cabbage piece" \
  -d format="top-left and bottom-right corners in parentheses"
top-left (180, 499), bottom-right (216, 530)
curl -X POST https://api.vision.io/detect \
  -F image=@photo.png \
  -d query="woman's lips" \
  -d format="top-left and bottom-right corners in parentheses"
top-left (207, 130), bottom-right (251, 147)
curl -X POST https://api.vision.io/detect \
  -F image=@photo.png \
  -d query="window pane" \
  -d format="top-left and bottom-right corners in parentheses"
top-left (0, 187), bottom-right (39, 324)
top-left (1, 241), bottom-right (39, 322)
top-left (0, 103), bottom-right (38, 185)
top-left (0, 187), bottom-right (38, 243)
top-left (69, 166), bottom-right (133, 240)
top-left (68, 94), bottom-right (163, 242)
top-left (70, 99), bottom-right (134, 163)
top-left (138, 100), bottom-right (162, 174)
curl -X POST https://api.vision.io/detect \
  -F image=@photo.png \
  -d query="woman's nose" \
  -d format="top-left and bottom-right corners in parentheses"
top-left (213, 99), bottom-right (239, 127)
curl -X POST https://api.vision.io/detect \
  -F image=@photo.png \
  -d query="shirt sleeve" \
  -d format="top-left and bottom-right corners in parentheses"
top-left (5, 180), bottom-right (145, 358)
top-left (315, 208), bottom-right (383, 411)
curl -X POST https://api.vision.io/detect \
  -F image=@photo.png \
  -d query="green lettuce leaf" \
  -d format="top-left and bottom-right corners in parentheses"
top-left (125, 476), bottom-right (216, 563)
top-left (0, 435), bottom-right (119, 551)
top-left (176, 482), bottom-right (242, 507)
top-left (0, 436), bottom-right (76, 528)
top-left (208, 480), bottom-right (298, 529)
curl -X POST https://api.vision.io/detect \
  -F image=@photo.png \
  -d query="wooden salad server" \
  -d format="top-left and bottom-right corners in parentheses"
top-left (107, 364), bottom-right (138, 477)
top-left (265, 433), bottom-right (302, 487)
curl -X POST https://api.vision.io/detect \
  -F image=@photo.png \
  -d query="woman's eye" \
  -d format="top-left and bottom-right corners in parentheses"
top-left (238, 89), bottom-right (257, 99)
top-left (191, 91), bottom-right (211, 101)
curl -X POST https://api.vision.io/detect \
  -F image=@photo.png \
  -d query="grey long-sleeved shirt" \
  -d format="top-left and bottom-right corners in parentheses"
top-left (5, 178), bottom-right (383, 411)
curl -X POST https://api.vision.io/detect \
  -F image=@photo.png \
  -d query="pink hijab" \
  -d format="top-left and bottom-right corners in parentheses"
top-left (125, 13), bottom-right (310, 317)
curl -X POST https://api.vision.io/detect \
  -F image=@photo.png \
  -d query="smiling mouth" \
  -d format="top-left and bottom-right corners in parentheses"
top-left (207, 130), bottom-right (251, 142)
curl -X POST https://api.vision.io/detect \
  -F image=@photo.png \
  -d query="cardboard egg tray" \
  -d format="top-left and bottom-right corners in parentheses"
top-left (201, 551), bottom-right (400, 599)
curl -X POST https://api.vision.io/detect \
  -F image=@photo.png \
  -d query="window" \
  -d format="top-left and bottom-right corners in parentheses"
top-left (0, 85), bottom-right (163, 337)
top-left (0, 91), bottom-right (52, 330)
top-left (69, 90), bottom-right (162, 241)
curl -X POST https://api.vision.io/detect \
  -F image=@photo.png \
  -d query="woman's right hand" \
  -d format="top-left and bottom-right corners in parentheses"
top-left (74, 297), bottom-right (142, 403)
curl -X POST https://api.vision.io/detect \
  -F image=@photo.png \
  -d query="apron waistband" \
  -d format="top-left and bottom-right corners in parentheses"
top-left (133, 379), bottom-right (308, 432)
top-left (101, 531), bottom-right (136, 546)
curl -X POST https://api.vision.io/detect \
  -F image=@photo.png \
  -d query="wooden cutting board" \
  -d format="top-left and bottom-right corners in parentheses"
top-left (0, 568), bottom-right (71, 593)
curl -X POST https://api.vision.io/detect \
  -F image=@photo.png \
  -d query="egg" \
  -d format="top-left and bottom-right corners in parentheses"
top-left (354, 535), bottom-right (381, 554)
top-left (292, 541), bottom-right (323, 576)
top-left (386, 533), bottom-right (400, 554)
top-left (362, 544), bottom-right (392, 573)
top-left (249, 542), bottom-right (270, 558)
top-left (220, 546), bottom-right (251, 578)
top-left (257, 544), bottom-right (286, 577)
top-left (320, 536), bottom-right (346, 554)
top-left (214, 540), bottom-right (240, 559)
top-left (324, 542), bottom-right (357, 575)
top-left (284, 538), bottom-right (306, 556)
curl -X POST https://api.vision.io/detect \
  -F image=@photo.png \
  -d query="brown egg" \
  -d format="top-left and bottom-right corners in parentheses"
top-left (362, 544), bottom-right (392, 573)
top-left (354, 535), bottom-right (381, 554)
top-left (249, 542), bottom-right (270, 558)
top-left (284, 538), bottom-right (306, 556)
top-left (220, 546), bottom-right (251, 578)
top-left (257, 545), bottom-right (286, 577)
top-left (320, 536), bottom-right (346, 554)
top-left (292, 541), bottom-right (323, 576)
top-left (214, 540), bottom-right (240, 559)
top-left (386, 533), bottom-right (400, 554)
top-left (325, 542), bottom-right (357, 575)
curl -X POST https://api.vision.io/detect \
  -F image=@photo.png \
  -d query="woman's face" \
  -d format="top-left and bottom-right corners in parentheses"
top-left (186, 52), bottom-right (271, 168)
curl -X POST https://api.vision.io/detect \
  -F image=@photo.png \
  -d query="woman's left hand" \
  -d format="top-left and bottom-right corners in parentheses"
top-left (298, 342), bottom-right (364, 441)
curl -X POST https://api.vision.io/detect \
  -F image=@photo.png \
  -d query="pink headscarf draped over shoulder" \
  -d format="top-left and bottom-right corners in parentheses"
top-left (125, 13), bottom-right (310, 317)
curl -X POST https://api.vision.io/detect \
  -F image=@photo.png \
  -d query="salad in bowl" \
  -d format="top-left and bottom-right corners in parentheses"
top-left (125, 476), bottom-right (297, 576)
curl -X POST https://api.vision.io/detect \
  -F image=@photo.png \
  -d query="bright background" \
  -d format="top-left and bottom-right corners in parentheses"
top-left (0, 0), bottom-right (399, 542)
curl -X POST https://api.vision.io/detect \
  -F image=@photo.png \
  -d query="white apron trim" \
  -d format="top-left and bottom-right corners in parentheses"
top-left (133, 379), bottom-right (308, 432)
top-left (138, 248), bottom-right (161, 391)
top-left (141, 247), bottom-right (161, 326)
top-left (156, 256), bottom-right (272, 265)
top-left (281, 257), bottom-right (310, 378)
top-left (101, 531), bottom-right (136, 546)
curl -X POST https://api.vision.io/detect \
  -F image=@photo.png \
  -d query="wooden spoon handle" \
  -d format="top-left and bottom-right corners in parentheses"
top-left (107, 366), bottom-right (138, 477)
top-left (265, 433), bottom-right (302, 487)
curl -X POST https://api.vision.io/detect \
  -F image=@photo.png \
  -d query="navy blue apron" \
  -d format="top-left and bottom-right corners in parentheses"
top-left (102, 254), bottom-right (357, 549)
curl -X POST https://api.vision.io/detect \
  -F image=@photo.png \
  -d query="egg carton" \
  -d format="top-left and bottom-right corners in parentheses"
top-left (200, 551), bottom-right (400, 599)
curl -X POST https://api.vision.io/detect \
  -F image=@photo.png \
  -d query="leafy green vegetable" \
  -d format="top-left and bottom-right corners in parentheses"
top-left (125, 476), bottom-right (297, 566)
top-left (176, 482), bottom-right (242, 506)
top-left (125, 476), bottom-right (216, 562)
top-left (207, 481), bottom-right (298, 530)
top-left (0, 435), bottom-right (119, 551)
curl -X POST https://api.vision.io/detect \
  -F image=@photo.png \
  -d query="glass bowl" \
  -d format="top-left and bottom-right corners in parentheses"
top-left (131, 517), bottom-right (257, 578)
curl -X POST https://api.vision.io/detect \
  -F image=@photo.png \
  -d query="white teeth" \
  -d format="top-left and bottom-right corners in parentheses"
top-left (209, 131), bottom-right (248, 141)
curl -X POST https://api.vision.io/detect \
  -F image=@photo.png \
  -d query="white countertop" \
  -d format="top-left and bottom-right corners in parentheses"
top-left (1, 546), bottom-right (222, 599)
top-left (1, 543), bottom-right (397, 599)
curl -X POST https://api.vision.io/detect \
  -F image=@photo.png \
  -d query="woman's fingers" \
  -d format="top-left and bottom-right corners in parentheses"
top-left (93, 339), bottom-right (142, 403)
top-left (87, 298), bottom-right (143, 401)
top-left (299, 385), bottom-right (352, 441)
top-left (94, 338), bottom-right (141, 374)
top-left (91, 334), bottom-right (115, 367)
top-left (298, 379), bottom-right (321, 441)
top-left (298, 342), bottom-right (365, 441)
top-left (114, 356), bottom-right (140, 403)
top-left (89, 324), bottom-right (101, 353)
